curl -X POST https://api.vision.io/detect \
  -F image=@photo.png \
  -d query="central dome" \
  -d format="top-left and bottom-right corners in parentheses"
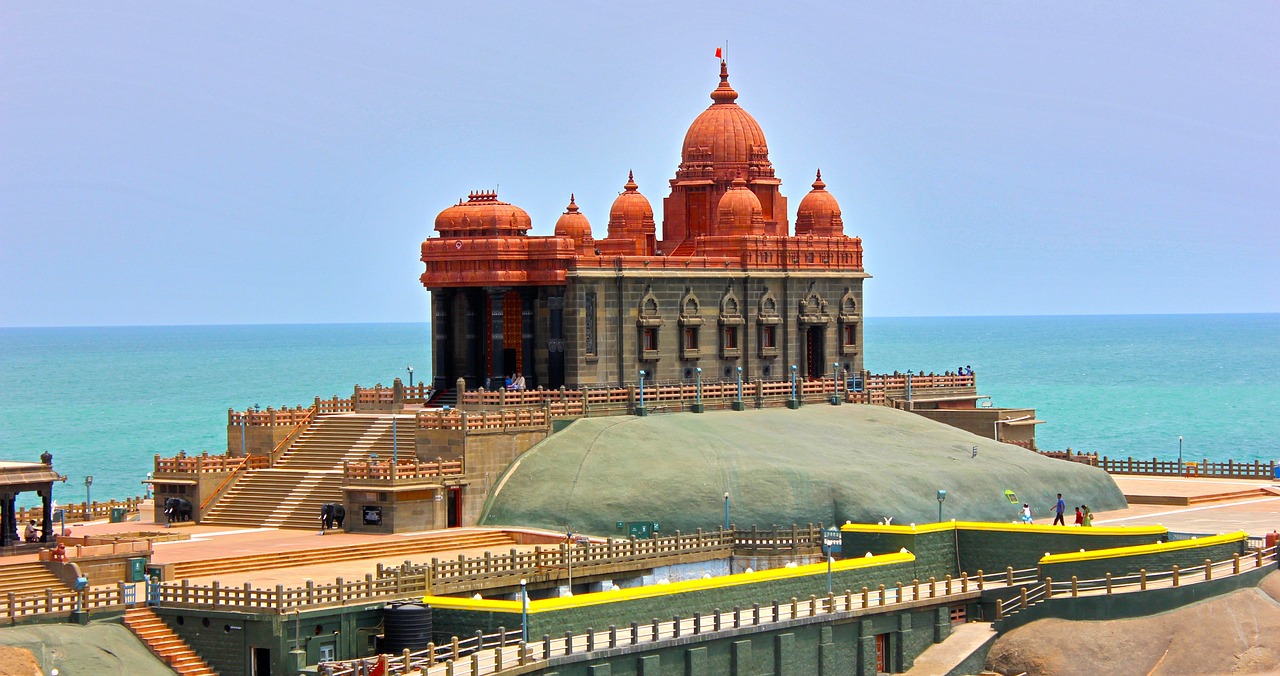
top-left (680, 62), bottom-right (769, 167)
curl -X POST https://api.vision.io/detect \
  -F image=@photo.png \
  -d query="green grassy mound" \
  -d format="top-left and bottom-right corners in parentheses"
top-left (479, 405), bottom-right (1125, 536)
top-left (0, 620), bottom-right (174, 675)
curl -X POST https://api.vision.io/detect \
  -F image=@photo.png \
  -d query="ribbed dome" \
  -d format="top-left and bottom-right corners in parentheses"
top-left (435, 191), bottom-right (532, 238)
top-left (607, 171), bottom-right (655, 239)
top-left (553, 194), bottom-right (592, 250)
top-left (715, 176), bottom-right (766, 235)
top-left (794, 170), bottom-right (844, 237)
top-left (681, 62), bottom-right (769, 167)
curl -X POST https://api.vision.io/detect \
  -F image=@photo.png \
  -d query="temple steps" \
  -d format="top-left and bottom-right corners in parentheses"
top-left (0, 562), bottom-right (75, 607)
top-left (124, 607), bottom-right (218, 675)
top-left (202, 413), bottom-right (415, 529)
top-left (170, 530), bottom-right (517, 581)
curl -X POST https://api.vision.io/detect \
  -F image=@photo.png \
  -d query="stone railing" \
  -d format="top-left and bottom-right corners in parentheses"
top-left (0, 582), bottom-right (132, 625)
top-left (315, 396), bottom-right (356, 415)
top-left (1039, 449), bottom-right (1275, 480)
top-left (227, 405), bottom-right (314, 427)
top-left (343, 459), bottom-right (464, 484)
top-left (19, 497), bottom-right (145, 524)
top-left (155, 452), bottom-right (270, 475)
top-left (416, 408), bottom-right (550, 432)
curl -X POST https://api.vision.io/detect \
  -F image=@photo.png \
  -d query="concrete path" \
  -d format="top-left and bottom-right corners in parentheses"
top-left (904, 621), bottom-right (996, 676)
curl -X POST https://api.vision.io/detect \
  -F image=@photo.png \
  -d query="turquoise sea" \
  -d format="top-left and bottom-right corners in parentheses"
top-left (1, 314), bottom-right (1276, 507)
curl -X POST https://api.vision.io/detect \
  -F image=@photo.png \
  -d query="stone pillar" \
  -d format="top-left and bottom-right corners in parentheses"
top-left (41, 489), bottom-right (53, 543)
top-left (488, 288), bottom-right (507, 389)
top-left (857, 620), bottom-right (877, 676)
top-left (896, 613), bottom-right (913, 671)
top-left (464, 290), bottom-right (482, 389)
top-left (547, 294), bottom-right (566, 389)
top-left (0, 495), bottom-right (14, 547)
top-left (431, 290), bottom-right (454, 392)
top-left (521, 290), bottom-right (536, 388)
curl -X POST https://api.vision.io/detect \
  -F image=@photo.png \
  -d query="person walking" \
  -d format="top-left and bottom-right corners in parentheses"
top-left (1050, 493), bottom-right (1066, 526)
top-left (1074, 506), bottom-right (1084, 526)
top-left (1020, 503), bottom-right (1033, 524)
top-left (1082, 505), bottom-right (1094, 527)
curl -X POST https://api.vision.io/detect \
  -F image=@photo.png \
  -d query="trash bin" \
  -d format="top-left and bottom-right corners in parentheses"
top-left (110, 507), bottom-right (128, 523)
top-left (127, 557), bottom-right (147, 583)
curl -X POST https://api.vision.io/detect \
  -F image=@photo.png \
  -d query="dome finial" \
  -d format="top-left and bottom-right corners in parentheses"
top-left (710, 60), bottom-right (738, 104)
top-left (566, 194), bottom-right (579, 213)
top-left (812, 169), bottom-right (826, 190)
top-left (624, 170), bottom-right (638, 193)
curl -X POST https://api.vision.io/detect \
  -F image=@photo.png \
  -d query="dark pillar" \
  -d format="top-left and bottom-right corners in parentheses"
top-left (431, 289), bottom-right (454, 392)
top-left (488, 289), bottom-right (507, 389)
top-left (547, 293), bottom-right (565, 389)
top-left (41, 489), bottom-right (53, 543)
top-left (463, 290), bottom-right (482, 389)
top-left (521, 290), bottom-right (536, 388)
top-left (0, 494), bottom-right (13, 547)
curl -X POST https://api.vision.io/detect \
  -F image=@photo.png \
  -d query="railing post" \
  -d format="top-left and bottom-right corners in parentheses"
top-left (878, 585), bottom-right (886, 606)
top-left (427, 642), bottom-right (436, 666)
top-left (1106, 573), bottom-right (1112, 594)
top-left (862, 587), bottom-right (870, 608)
top-left (1006, 567), bottom-right (1014, 585)
top-left (976, 570), bottom-right (984, 591)
top-left (609, 625), bottom-right (617, 648)
top-left (1205, 558), bottom-right (1213, 581)
top-left (945, 574), bottom-right (952, 596)
top-left (1019, 587), bottom-right (1027, 609)
top-left (1172, 565), bottom-right (1180, 587)
top-left (1140, 569), bottom-right (1147, 590)
top-left (1045, 577), bottom-right (1053, 599)
top-left (586, 627), bottom-right (595, 651)
top-left (929, 576), bottom-right (936, 598)
top-left (1234, 553), bottom-right (1242, 574)
top-left (960, 572), bottom-right (968, 593)
top-left (1071, 576), bottom-right (1078, 597)
top-left (630, 621), bottom-right (639, 644)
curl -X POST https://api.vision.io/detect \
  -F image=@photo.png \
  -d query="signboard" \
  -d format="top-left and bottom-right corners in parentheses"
top-left (362, 505), bottom-right (383, 526)
top-left (822, 526), bottom-right (842, 554)
top-left (1004, 490), bottom-right (1019, 505)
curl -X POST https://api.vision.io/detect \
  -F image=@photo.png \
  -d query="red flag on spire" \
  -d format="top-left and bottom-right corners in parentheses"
top-left (715, 47), bottom-right (722, 59)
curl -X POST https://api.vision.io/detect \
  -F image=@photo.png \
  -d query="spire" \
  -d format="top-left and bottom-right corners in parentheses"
top-left (710, 60), bottom-right (738, 104)
top-left (624, 170), bottom-right (639, 193)
top-left (565, 194), bottom-right (579, 213)
top-left (812, 169), bottom-right (826, 191)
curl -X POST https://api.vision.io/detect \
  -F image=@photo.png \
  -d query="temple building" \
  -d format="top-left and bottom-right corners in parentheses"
top-left (420, 61), bottom-right (868, 392)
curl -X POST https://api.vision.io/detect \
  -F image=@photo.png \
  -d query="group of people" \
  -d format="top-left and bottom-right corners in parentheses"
top-left (504, 373), bottom-right (526, 390)
top-left (1022, 494), bottom-right (1093, 526)
top-left (956, 365), bottom-right (974, 376)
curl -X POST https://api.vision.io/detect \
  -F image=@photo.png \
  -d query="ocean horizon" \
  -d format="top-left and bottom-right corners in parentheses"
top-left (2, 313), bottom-right (1276, 507)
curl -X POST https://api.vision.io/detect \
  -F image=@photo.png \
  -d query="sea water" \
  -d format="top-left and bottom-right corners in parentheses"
top-left (1, 314), bottom-right (1276, 506)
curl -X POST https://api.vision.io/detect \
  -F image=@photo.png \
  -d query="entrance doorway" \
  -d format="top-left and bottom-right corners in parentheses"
top-left (805, 326), bottom-right (825, 378)
top-left (875, 633), bottom-right (888, 672)
top-left (253, 647), bottom-right (272, 676)
top-left (447, 487), bottom-right (463, 528)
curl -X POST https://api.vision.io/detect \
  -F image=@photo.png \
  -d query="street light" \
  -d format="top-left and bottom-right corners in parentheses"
top-left (407, 366), bottom-right (414, 388)
top-left (826, 555), bottom-right (834, 595)
top-left (85, 475), bottom-right (93, 521)
top-left (693, 367), bottom-right (704, 413)
top-left (733, 366), bottom-right (745, 411)
top-left (1178, 435), bottom-right (1184, 476)
top-left (937, 489), bottom-right (947, 523)
top-left (723, 492), bottom-right (730, 532)
top-left (636, 370), bottom-right (648, 416)
top-left (520, 578), bottom-right (529, 642)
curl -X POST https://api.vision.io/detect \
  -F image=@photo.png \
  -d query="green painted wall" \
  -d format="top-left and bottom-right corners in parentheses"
top-left (1039, 540), bottom-right (1247, 582)
top-left (956, 529), bottom-right (1162, 574)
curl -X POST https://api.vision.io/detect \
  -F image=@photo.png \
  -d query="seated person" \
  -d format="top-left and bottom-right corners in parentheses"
top-left (24, 519), bottom-right (37, 542)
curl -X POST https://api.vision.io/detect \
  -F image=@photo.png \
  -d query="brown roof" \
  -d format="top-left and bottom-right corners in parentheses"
top-left (0, 461), bottom-right (65, 488)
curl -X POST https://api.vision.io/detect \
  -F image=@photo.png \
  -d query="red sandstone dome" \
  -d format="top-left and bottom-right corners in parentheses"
top-left (794, 170), bottom-right (844, 237)
top-left (681, 62), bottom-right (770, 169)
top-left (434, 191), bottom-right (532, 238)
top-left (607, 172), bottom-right (655, 237)
top-left (715, 176), bottom-right (766, 235)
top-left (553, 194), bottom-right (593, 251)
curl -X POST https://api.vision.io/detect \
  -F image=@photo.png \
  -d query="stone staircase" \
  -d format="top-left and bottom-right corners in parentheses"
top-left (0, 562), bottom-right (75, 612)
top-left (124, 606), bottom-right (217, 675)
top-left (171, 529), bottom-right (518, 580)
top-left (201, 413), bottom-right (415, 529)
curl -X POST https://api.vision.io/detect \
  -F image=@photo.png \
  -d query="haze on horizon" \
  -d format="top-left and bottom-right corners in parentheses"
top-left (1, 2), bottom-right (1276, 328)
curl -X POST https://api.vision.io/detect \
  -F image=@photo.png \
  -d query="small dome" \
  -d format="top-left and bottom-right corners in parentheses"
top-left (553, 194), bottom-right (593, 249)
top-left (715, 175), bottom-right (766, 235)
top-left (681, 62), bottom-right (769, 168)
top-left (607, 171), bottom-right (655, 239)
top-left (435, 191), bottom-right (532, 238)
top-left (794, 170), bottom-right (844, 237)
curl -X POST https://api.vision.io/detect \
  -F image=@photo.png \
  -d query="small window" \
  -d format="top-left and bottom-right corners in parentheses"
top-left (723, 326), bottom-right (738, 349)
top-left (684, 327), bottom-right (699, 350)
top-left (762, 325), bottom-right (777, 348)
top-left (643, 328), bottom-right (658, 351)
top-left (843, 324), bottom-right (856, 346)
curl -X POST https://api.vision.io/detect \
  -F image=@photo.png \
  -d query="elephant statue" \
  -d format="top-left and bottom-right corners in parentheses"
top-left (320, 502), bottom-right (346, 531)
top-left (163, 497), bottom-right (193, 526)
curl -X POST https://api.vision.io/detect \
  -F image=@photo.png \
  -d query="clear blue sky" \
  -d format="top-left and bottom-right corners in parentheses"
top-left (2, 2), bottom-right (1276, 327)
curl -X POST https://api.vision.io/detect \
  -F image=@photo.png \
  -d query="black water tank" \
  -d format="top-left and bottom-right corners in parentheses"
top-left (383, 602), bottom-right (432, 654)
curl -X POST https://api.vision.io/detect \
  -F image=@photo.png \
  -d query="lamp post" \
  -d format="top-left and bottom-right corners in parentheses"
top-left (937, 489), bottom-right (947, 523)
top-left (145, 472), bottom-right (153, 500)
top-left (832, 363), bottom-right (843, 406)
top-left (827, 555), bottom-right (834, 595)
top-left (520, 578), bottom-right (529, 643)
top-left (636, 370), bottom-right (648, 417)
top-left (392, 414), bottom-right (398, 467)
top-left (1178, 435), bottom-right (1183, 476)
top-left (732, 366), bottom-right (745, 411)
top-left (84, 475), bottom-right (93, 522)
top-left (693, 367), bottom-right (704, 413)
top-left (407, 366), bottom-right (414, 388)
top-left (723, 492), bottom-right (730, 532)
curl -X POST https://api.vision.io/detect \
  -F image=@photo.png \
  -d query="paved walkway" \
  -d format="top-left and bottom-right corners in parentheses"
top-left (904, 621), bottom-right (996, 676)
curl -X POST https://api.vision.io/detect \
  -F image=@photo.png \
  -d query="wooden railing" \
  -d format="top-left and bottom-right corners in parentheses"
top-left (0, 582), bottom-right (132, 625)
top-left (155, 452), bottom-right (270, 475)
top-left (315, 395), bottom-right (356, 415)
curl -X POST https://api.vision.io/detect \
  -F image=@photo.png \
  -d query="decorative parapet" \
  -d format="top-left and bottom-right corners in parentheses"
top-left (415, 408), bottom-right (550, 433)
top-left (154, 452), bottom-right (269, 475)
top-left (343, 459), bottom-right (464, 488)
top-left (227, 405), bottom-right (314, 427)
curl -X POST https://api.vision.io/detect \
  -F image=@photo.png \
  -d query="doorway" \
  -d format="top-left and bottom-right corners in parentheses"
top-left (447, 487), bottom-right (463, 528)
top-left (805, 326), bottom-right (825, 378)
top-left (252, 647), bottom-right (272, 676)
